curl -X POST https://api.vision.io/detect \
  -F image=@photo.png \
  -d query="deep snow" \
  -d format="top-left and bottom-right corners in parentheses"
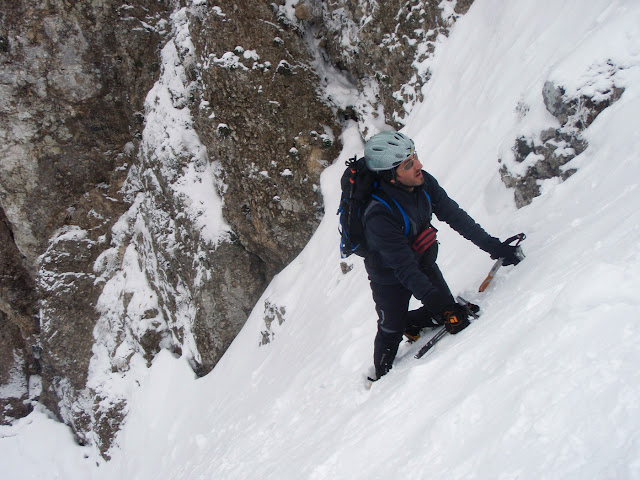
top-left (3, 0), bottom-right (640, 478)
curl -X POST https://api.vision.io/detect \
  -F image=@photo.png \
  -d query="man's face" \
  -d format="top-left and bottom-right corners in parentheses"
top-left (393, 153), bottom-right (424, 188)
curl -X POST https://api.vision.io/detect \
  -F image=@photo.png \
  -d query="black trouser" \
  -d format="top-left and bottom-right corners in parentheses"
top-left (370, 262), bottom-right (454, 378)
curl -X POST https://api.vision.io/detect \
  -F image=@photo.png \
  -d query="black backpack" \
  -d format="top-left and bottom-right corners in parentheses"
top-left (337, 156), bottom-right (409, 258)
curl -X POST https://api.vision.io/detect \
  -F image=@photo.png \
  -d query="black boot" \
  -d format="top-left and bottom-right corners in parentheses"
top-left (403, 307), bottom-right (441, 342)
top-left (373, 330), bottom-right (403, 379)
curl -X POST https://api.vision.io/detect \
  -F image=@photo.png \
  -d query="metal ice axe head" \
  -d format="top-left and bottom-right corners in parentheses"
top-left (509, 233), bottom-right (526, 261)
top-left (478, 233), bottom-right (526, 292)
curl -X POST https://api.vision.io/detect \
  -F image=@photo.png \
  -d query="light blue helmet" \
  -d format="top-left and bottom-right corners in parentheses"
top-left (364, 131), bottom-right (415, 171)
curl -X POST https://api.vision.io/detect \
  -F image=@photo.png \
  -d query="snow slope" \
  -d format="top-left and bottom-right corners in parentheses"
top-left (3, 0), bottom-right (640, 478)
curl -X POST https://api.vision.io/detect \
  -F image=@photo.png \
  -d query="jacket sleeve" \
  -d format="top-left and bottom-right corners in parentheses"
top-left (364, 207), bottom-right (442, 307)
top-left (424, 172), bottom-right (499, 253)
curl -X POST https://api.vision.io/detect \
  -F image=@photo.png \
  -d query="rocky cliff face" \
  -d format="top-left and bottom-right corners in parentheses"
top-left (313, 0), bottom-right (473, 129)
top-left (0, 0), bottom-right (172, 449)
top-left (0, 0), bottom-right (470, 457)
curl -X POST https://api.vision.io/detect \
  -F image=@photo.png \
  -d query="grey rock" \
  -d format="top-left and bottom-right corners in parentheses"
top-left (502, 74), bottom-right (624, 208)
top-left (542, 81), bottom-right (569, 124)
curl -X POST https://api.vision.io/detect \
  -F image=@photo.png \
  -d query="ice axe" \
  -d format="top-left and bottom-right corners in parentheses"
top-left (478, 233), bottom-right (526, 292)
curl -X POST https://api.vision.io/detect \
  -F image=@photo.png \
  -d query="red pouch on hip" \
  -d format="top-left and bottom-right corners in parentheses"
top-left (412, 226), bottom-right (437, 253)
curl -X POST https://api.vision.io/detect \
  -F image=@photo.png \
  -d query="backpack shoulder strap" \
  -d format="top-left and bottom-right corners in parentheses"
top-left (369, 188), bottom-right (410, 237)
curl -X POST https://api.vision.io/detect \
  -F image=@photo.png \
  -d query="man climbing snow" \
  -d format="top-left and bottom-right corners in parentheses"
top-left (361, 131), bottom-right (522, 381)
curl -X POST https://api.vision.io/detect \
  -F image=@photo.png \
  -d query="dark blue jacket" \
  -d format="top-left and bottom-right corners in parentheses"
top-left (363, 171), bottom-right (497, 309)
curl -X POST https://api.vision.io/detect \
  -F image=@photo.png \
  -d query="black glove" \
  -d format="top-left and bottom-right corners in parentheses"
top-left (422, 292), bottom-right (452, 322)
top-left (441, 303), bottom-right (470, 334)
top-left (487, 236), bottom-right (524, 266)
